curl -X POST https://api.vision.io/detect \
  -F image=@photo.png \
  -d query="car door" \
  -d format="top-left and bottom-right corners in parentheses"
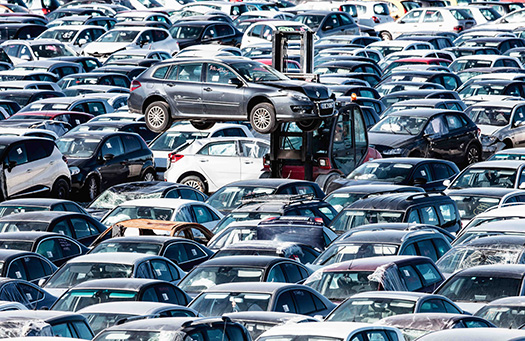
top-left (163, 241), bottom-right (209, 271)
top-left (421, 9), bottom-right (445, 31)
top-left (121, 134), bottom-right (146, 180)
top-left (97, 135), bottom-right (130, 189)
top-left (164, 63), bottom-right (204, 116)
top-left (395, 9), bottom-right (423, 36)
top-left (443, 113), bottom-right (473, 160)
top-left (22, 140), bottom-right (54, 194)
top-left (239, 140), bottom-right (269, 180)
top-left (3, 142), bottom-right (34, 197)
top-left (511, 106), bottom-right (525, 146)
top-left (35, 237), bottom-right (83, 266)
top-left (202, 62), bottom-right (244, 117)
top-left (194, 140), bottom-right (241, 189)
top-left (423, 115), bottom-right (451, 157)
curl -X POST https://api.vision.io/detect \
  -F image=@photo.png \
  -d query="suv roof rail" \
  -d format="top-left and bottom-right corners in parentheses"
top-left (406, 192), bottom-right (447, 201)
top-left (241, 193), bottom-right (317, 204)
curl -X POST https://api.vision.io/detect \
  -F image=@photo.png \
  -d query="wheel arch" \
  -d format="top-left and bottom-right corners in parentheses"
top-left (246, 95), bottom-right (273, 120)
top-left (142, 95), bottom-right (171, 116)
top-left (177, 171), bottom-right (209, 193)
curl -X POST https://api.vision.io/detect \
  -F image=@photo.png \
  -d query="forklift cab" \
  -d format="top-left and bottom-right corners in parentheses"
top-left (265, 103), bottom-right (370, 183)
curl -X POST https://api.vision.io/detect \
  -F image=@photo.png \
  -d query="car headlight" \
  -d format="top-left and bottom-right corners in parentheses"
top-left (69, 166), bottom-right (80, 176)
top-left (285, 91), bottom-right (310, 102)
top-left (383, 148), bottom-right (405, 155)
top-left (481, 135), bottom-right (497, 144)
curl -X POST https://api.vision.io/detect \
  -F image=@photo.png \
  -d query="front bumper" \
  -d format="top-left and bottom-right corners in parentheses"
top-left (481, 141), bottom-right (506, 160)
top-left (274, 97), bottom-right (335, 121)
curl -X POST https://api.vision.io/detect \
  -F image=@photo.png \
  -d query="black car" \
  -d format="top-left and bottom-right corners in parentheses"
top-left (324, 184), bottom-right (424, 209)
top-left (87, 181), bottom-right (207, 220)
top-left (50, 56), bottom-right (102, 72)
top-left (169, 21), bottom-right (243, 50)
top-left (206, 179), bottom-right (325, 214)
top-left (0, 310), bottom-right (95, 339)
top-left (459, 80), bottom-right (525, 99)
top-left (0, 211), bottom-right (107, 246)
top-left (315, 61), bottom-right (383, 79)
top-left (0, 277), bottom-right (57, 309)
top-left (380, 90), bottom-right (462, 108)
top-left (56, 131), bottom-right (155, 201)
top-left (0, 23), bottom-right (47, 43)
top-left (178, 256), bottom-right (312, 297)
top-left (0, 249), bottom-right (57, 283)
top-left (51, 278), bottom-right (190, 312)
top-left (329, 192), bottom-right (462, 233)
top-left (128, 57), bottom-right (335, 134)
top-left (368, 109), bottom-right (481, 167)
top-left (0, 231), bottom-right (88, 266)
top-left (446, 46), bottom-right (500, 58)
top-left (0, 198), bottom-right (88, 217)
top-left (70, 121), bottom-right (158, 143)
top-left (89, 236), bottom-right (214, 271)
top-left (397, 35), bottom-right (454, 50)
top-left (330, 158), bottom-right (459, 193)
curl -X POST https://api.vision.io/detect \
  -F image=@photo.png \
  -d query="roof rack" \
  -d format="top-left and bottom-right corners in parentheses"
top-left (361, 189), bottom-right (420, 200)
top-left (241, 193), bottom-right (317, 205)
top-left (406, 192), bottom-right (447, 201)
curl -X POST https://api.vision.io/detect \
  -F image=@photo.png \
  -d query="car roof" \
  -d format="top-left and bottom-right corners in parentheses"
top-left (259, 321), bottom-right (386, 338)
top-left (0, 199), bottom-right (74, 207)
top-left (116, 198), bottom-right (205, 208)
top-left (69, 278), bottom-right (167, 290)
top-left (334, 229), bottom-right (441, 244)
top-left (98, 235), bottom-right (189, 245)
top-left (379, 313), bottom-right (481, 328)
top-left (447, 188), bottom-right (522, 196)
top-left (469, 100), bottom-right (524, 109)
top-left (346, 192), bottom-right (451, 212)
top-left (454, 264), bottom-right (525, 278)
top-left (0, 310), bottom-right (84, 323)
top-left (0, 211), bottom-right (85, 222)
top-left (0, 231), bottom-right (67, 241)
top-left (66, 252), bottom-right (161, 264)
top-left (494, 148), bottom-right (525, 155)
top-left (465, 160), bottom-right (525, 169)
top-left (483, 295), bottom-right (525, 306)
top-left (224, 311), bottom-right (314, 323)
top-left (197, 255), bottom-right (290, 267)
top-left (319, 256), bottom-right (431, 272)
top-left (386, 108), bottom-right (457, 117)
top-left (460, 235), bottom-right (525, 248)
top-left (203, 282), bottom-right (303, 293)
top-left (467, 219), bottom-right (525, 231)
top-left (77, 301), bottom-right (191, 314)
top-left (222, 240), bottom-right (309, 251)
top-left (413, 328), bottom-right (525, 340)
top-left (350, 291), bottom-right (436, 301)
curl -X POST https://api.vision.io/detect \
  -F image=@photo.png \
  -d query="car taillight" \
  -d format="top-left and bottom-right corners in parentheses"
top-left (453, 25), bottom-right (463, 32)
top-left (314, 217), bottom-right (324, 224)
top-left (318, 157), bottom-right (331, 170)
top-left (131, 80), bottom-right (141, 91)
top-left (62, 155), bottom-right (67, 164)
top-left (477, 128), bottom-right (481, 137)
top-left (42, 8), bottom-right (50, 15)
top-left (168, 153), bottom-right (184, 163)
top-left (263, 154), bottom-right (270, 169)
top-left (372, 16), bottom-right (380, 23)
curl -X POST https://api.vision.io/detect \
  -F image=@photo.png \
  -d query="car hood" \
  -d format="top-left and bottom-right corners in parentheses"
top-left (67, 158), bottom-right (88, 167)
top-left (478, 124), bottom-right (503, 137)
top-left (368, 132), bottom-right (418, 149)
top-left (261, 80), bottom-right (332, 100)
top-left (83, 42), bottom-right (131, 56)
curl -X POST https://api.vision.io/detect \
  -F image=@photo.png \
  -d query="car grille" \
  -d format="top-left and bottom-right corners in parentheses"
top-left (315, 99), bottom-right (335, 117)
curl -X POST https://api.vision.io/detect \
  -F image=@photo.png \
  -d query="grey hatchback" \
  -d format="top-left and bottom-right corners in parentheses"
top-left (128, 57), bottom-right (335, 134)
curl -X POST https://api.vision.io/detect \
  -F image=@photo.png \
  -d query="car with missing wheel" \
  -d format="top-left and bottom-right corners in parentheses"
top-left (127, 57), bottom-right (336, 134)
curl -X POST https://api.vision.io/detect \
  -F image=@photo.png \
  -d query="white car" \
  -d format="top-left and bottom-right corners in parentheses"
top-left (36, 25), bottom-right (107, 54)
top-left (448, 6), bottom-right (501, 25)
top-left (0, 40), bottom-right (77, 65)
top-left (449, 55), bottom-right (523, 73)
top-left (81, 27), bottom-right (179, 62)
top-left (164, 137), bottom-right (270, 193)
top-left (148, 122), bottom-right (253, 178)
top-left (258, 322), bottom-right (404, 341)
top-left (241, 20), bottom-right (311, 49)
top-left (0, 136), bottom-right (71, 199)
top-left (366, 40), bottom-right (434, 57)
top-left (375, 8), bottom-right (476, 40)
top-left (349, 1), bottom-right (394, 27)
top-left (100, 198), bottom-right (224, 230)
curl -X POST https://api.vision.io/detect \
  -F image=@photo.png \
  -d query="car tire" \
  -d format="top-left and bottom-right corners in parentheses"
top-left (142, 170), bottom-right (156, 182)
top-left (191, 121), bottom-right (215, 130)
top-left (465, 144), bottom-right (481, 166)
top-left (250, 102), bottom-right (277, 134)
top-left (380, 31), bottom-right (392, 40)
top-left (297, 119), bottom-right (322, 132)
top-left (145, 101), bottom-right (172, 133)
top-left (51, 178), bottom-right (69, 199)
top-left (85, 176), bottom-right (99, 201)
top-left (180, 175), bottom-right (206, 193)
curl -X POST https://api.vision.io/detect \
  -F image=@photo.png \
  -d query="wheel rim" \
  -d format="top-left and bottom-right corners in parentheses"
top-left (185, 179), bottom-right (203, 191)
top-left (381, 32), bottom-right (391, 40)
top-left (252, 108), bottom-right (271, 131)
top-left (468, 147), bottom-right (479, 164)
top-left (58, 184), bottom-right (67, 198)
top-left (147, 106), bottom-right (165, 129)
top-left (144, 172), bottom-right (155, 181)
top-left (88, 178), bottom-right (98, 200)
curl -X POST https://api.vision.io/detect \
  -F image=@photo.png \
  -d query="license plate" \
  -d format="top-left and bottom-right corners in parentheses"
top-left (321, 102), bottom-right (334, 109)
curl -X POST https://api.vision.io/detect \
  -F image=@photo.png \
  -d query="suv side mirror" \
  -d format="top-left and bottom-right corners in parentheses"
top-left (77, 38), bottom-right (87, 46)
top-left (38, 278), bottom-right (46, 286)
top-left (443, 179), bottom-right (451, 187)
top-left (203, 35), bottom-right (212, 41)
top-left (323, 25), bottom-right (333, 31)
top-left (229, 78), bottom-right (243, 87)
top-left (103, 153), bottom-right (114, 161)
top-left (138, 39), bottom-right (149, 47)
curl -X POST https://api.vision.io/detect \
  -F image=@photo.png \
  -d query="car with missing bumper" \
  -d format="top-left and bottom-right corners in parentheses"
top-left (128, 57), bottom-right (336, 134)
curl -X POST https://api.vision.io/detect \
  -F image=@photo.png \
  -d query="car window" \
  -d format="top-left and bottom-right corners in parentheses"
top-left (414, 164), bottom-right (432, 182)
top-left (51, 219), bottom-right (73, 237)
top-left (282, 262), bottom-right (304, 283)
top-left (420, 298), bottom-right (447, 313)
top-left (249, 24), bottom-right (263, 37)
top-left (416, 239), bottom-right (438, 262)
top-left (206, 63), bottom-right (237, 85)
top-left (141, 286), bottom-right (158, 301)
top-left (267, 264), bottom-right (286, 282)
top-left (444, 114), bottom-right (464, 130)
top-left (433, 238), bottom-right (449, 258)
top-left (407, 210), bottom-right (420, 224)
top-left (191, 206), bottom-right (214, 224)
top-left (424, 116), bottom-right (449, 136)
top-left (198, 141), bottom-right (237, 156)
top-left (136, 262), bottom-right (153, 278)
top-left (423, 9), bottom-right (443, 22)
top-left (438, 203), bottom-right (457, 224)
top-left (398, 265), bottom-right (423, 291)
top-left (169, 63), bottom-right (202, 82)
top-left (443, 300), bottom-right (462, 314)
top-left (52, 323), bottom-right (74, 337)
top-left (275, 290), bottom-right (297, 313)
top-left (403, 243), bottom-right (418, 255)
top-left (419, 206), bottom-right (439, 225)
top-left (72, 321), bottom-right (93, 339)
top-left (151, 260), bottom-right (175, 281)
top-left (7, 143), bottom-right (28, 166)
top-left (70, 218), bottom-right (94, 239)
top-left (121, 134), bottom-right (142, 153)
top-left (402, 9), bottom-right (423, 23)
top-left (7, 259), bottom-right (27, 280)
top-left (184, 243), bottom-right (206, 260)
top-left (338, 13), bottom-right (353, 25)
top-left (292, 289), bottom-right (317, 315)
top-left (64, 203), bottom-right (82, 213)
top-left (25, 140), bottom-right (53, 162)
top-left (101, 136), bottom-right (124, 157)
top-left (432, 163), bottom-right (455, 180)
top-left (414, 262), bottom-right (442, 285)
top-left (216, 24), bottom-right (234, 37)
top-left (464, 319), bottom-right (491, 328)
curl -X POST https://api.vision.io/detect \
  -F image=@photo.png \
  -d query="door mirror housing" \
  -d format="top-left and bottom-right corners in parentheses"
top-left (413, 177), bottom-right (428, 185)
top-left (229, 78), bottom-right (243, 87)
top-left (38, 278), bottom-right (46, 286)
top-left (443, 179), bottom-right (451, 187)
top-left (323, 25), bottom-right (333, 31)
top-left (77, 38), bottom-right (87, 46)
top-left (103, 153), bottom-right (114, 161)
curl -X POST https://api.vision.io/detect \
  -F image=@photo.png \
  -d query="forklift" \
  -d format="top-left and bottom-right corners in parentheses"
top-left (265, 30), bottom-right (377, 192)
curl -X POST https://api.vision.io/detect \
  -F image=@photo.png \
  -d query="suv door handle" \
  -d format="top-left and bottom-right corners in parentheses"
top-left (199, 159), bottom-right (208, 162)
top-left (203, 87), bottom-right (212, 92)
top-left (167, 83), bottom-right (175, 87)
top-left (49, 161), bottom-right (54, 165)
top-left (26, 169), bottom-right (31, 173)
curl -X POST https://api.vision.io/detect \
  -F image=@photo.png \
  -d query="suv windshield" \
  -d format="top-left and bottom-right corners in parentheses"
top-left (370, 115), bottom-right (428, 135)
top-left (450, 168), bottom-right (517, 189)
top-left (98, 30), bottom-right (139, 43)
top-left (347, 162), bottom-right (414, 182)
top-left (330, 210), bottom-right (404, 232)
top-left (466, 107), bottom-right (512, 127)
top-left (190, 292), bottom-right (271, 317)
top-left (179, 266), bottom-right (264, 293)
top-left (230, 61), bottom-right (288, 83)
top-left (56, 137), bottom-right (101, 158)
top-left (437, 275), bottom-right (521, 302)
top-left (326, 297), bottom-right (415, 323)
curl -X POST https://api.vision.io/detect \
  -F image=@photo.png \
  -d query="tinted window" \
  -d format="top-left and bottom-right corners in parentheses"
top-left (70, 218), bottom-right (94, 239)
top-left (419, 206), bottom-right (439, 225)
top-left (414, 262), bottom-right (442, 285)
top-left (101, 136), bottom-right (124, 157)
top-left (164, 243), bottom-right (188, 263)
top-left (293, 290), bottom-right (317, 314)
top-left (267, 264), bottom-right (286, 282)
top-left (7, 143), bottom-right (28, 165)
top-left (151, 260), bottom-right (174, 281)
top-left (398, 265), bottom-right (423, 291)
top-left (416, 239), bottom-right (438, 262)
top-left (7, 259), bottom-right (27, 280)
top-left (25, 140), bottom-right (53, 162)
top-left (275, 291), bottom-right (296, 313)
top-left (122, 134), bottom-right (142, 153)
top-left (51, 219), bottom-right (72, 237)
